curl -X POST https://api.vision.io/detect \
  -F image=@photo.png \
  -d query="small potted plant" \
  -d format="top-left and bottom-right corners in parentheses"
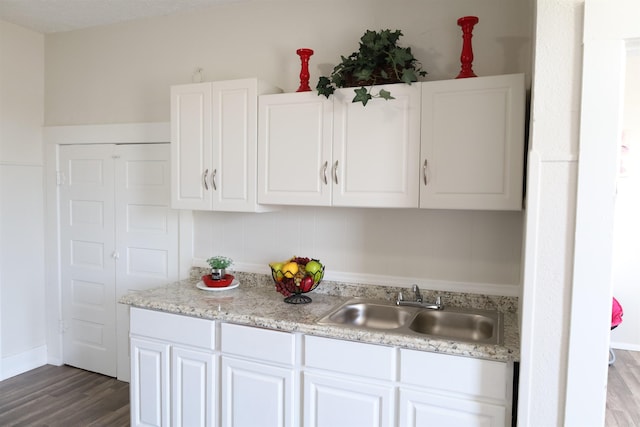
top-left (207, 256), bottom-right (233, 280)
top-left (316, 29), bottom-right (427, 106)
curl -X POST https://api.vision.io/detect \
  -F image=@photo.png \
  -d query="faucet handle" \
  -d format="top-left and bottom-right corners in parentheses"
top-left (396, 291), bottom-right (404, 304)
top-left (412, 284), bottom-right (423, 303)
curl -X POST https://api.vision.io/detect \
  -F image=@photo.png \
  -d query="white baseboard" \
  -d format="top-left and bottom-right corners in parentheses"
top-left (610, 341), bottom-right (640, 352)
top-left (1, 345), bottom-right (48, 381)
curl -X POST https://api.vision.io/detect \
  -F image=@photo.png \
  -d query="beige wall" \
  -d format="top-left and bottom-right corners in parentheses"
top-left (42, 0), bottom-right (533, 292)
top-left (44, 0), bottom-right (532, 126)
top-left (0, 19), bottom-right (46, 379)
top-left (1, 20), bottom-right (44, 162)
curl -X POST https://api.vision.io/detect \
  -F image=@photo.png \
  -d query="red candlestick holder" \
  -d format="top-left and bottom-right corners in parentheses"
top-left (296, 48), bottom-right (314, 92)
top-left (456, 16), bottom-right (479, 79)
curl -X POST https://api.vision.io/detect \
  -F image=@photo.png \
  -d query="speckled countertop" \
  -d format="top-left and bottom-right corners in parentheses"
top-left (120, 269), bottom-right (520, 362)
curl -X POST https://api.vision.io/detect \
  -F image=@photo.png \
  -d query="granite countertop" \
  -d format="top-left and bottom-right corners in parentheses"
top-left (120, 270), bottom-right (520, 362)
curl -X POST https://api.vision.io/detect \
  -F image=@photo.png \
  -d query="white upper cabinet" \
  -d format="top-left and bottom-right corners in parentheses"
top-left (258, 91), bottom-right (333, 206)
top-left (332, 84), bottom-right (421, 208)
top-left (258, 83), bottom-right (421, 208)
top-left (420, 74), bottom-right (525, 210)
top-left (171, 78), bottom-right (279, 211)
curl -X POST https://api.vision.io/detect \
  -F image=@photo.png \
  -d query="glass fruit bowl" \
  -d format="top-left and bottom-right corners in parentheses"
top-left (269, 256), bottom-right (324, 304)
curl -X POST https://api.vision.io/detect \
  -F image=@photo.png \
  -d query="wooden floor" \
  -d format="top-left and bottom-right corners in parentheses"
top-left (607, 349), bottom-right (640, 427)
top-left (0, 352), bottom-right (637, 426)
top-left (0, 364), bottom-right (129, 427)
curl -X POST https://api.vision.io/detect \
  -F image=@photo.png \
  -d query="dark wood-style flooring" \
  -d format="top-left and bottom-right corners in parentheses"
top-left (0, 350), bottom-right (637, 426)
top-left (607, 349), bottom-right (640, 427)
top-left (0, 364), bottom-right (129, 427)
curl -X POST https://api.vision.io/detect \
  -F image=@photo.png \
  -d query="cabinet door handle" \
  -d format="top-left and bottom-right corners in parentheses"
top-left (423, 159), bottom-right (428, 186)
top-left (203, 169), bottom-right (209, 190)
top-left (332, 160), bottom-right (339, 185)
top-left (322, 161), bottom-right (328, 185)
top-left (212, 168), bottom-right (217, 191)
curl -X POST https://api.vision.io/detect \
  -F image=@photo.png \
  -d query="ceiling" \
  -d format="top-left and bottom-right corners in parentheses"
top-left (0, 0), bottom-right (247, 34)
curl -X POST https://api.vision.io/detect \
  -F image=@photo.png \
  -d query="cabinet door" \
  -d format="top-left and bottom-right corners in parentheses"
top-left (171, 83), bottom-right (213, 210)
top-left (221, 356), bottom-right (295, 427)
top-left (420, 74), bottom-right (525, 210)
top-left (172, 347), bottom-right (216, 427)
top-left (130, 337), bottom-right (171, 427)
top-left (212, 79), bottom-right (261, 211)
top-left (258, 91), bottom-right (333, 206)
top-left (332, 83), bottom-right (421, 208)
top-left (398, 388), bottom-right (507, 427)
top-left (303, 372), bottom-right (394, 427)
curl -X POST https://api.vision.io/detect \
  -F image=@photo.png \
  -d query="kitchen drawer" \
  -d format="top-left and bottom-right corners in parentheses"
top-left (304, 335), bottom-right (396, 381)
top-left (130, 307), bottom-right (215, 350)
top-left (400, 348), bottom-right (508, 400)
top-left (221, 323), bottom-right (295, 365)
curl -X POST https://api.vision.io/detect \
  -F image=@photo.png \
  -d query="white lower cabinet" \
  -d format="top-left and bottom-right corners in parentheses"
top-left (220, 323), bottom-right (297, 427)
top-left (398, 388), bottom-right (506, 427)
top-left (398, 348), bottom-right (512, 427)
top-left (130, 309), bottom-right (513, 427)
top-left (172, 347), bottom-right (216, 427)
top-left (130, 337), bottom-right (171, 427)
top-left (130, 308), bottom-right (216, 427)
top-left (221, 357), bottom-right (294, 427)
top-left (303, 335), bottom-right (395, 427)
top-left (304, 372), bottom-right (394, 427)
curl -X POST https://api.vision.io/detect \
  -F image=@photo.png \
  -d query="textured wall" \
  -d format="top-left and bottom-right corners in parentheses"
top-left (518, 0), bottom-right (583, 425)
top-left (0, 19), bottom-right (46, 379)
top-left (44, 0), bottom-right (532, 125)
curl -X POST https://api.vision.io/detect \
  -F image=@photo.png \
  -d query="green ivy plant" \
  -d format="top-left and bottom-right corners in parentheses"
top-left (316, 29), bottom-right (427, 106)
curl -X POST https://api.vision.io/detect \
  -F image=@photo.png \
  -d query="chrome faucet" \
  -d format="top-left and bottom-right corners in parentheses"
top-left (412, 284), bottom-right (423, 303)
top-left (395, 285), bottom-right (444, 310)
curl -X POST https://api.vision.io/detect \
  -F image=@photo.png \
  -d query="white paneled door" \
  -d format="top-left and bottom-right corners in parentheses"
top-left (60, 143), bottom-right (178, 379)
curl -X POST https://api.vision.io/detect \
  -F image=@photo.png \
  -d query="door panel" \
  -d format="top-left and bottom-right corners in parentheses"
top-left (60, 144), bottom-right (117, 377)
top-left (115, 143), bottom-right (178, 381)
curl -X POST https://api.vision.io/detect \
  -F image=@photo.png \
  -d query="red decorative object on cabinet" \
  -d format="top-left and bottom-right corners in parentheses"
top-left (456, 16), bottom-right (479, 79)
top-left (296, 48), bottom-right (314, 92)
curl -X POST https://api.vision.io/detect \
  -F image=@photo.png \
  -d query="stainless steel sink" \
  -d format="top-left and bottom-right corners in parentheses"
top-left (317, 298), bottom-right (503, 345)
top-left (317, 300), bottom-right (419, 330)
top-left (407, 308), bottom-right (499, 342)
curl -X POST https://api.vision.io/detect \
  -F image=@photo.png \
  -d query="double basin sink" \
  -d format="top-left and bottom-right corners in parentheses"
top-left (317, 298), bottom-right (503, 345)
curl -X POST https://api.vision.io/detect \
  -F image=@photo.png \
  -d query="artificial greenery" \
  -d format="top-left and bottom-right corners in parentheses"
top-left (316, 29), bottom-right (427, 106)
top-left (207, 256), bottom-right (233, 269)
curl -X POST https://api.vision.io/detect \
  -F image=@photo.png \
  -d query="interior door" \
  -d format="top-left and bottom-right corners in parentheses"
top-left (60, 143), bottom-right (177, 379)
top-left (60, 144), bottom-right (117, 376)
top-left (114, 143), bottom-right (178, 381)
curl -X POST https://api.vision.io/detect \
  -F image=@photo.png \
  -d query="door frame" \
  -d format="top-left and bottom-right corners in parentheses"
top-left (43, 122), bottom-right (193, 368)
top-left (565, 1), bottom-right (640, 424)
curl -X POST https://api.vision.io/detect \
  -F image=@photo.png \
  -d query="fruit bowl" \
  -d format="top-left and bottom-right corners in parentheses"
top-left (269, 256), bottom-right (325, 304)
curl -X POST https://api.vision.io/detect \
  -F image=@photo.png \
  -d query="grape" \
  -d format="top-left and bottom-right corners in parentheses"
top-left (293, 256), bottom-right (310, 266)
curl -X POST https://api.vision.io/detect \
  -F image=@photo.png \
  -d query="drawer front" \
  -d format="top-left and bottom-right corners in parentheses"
top-left (400, 348), bottom-right (508, 400)
top-left (221, 323), bottom-right (295, 365)
top-left (130, 308), bottom-right (216, 350)
top-left (304, 335), bottom-right (396, 381)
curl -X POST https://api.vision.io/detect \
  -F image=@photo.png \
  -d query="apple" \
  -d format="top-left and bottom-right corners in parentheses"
top-left (305, 260), bottom-right (322, 274)
top-left (300, 275), bottom-right (314, 292)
